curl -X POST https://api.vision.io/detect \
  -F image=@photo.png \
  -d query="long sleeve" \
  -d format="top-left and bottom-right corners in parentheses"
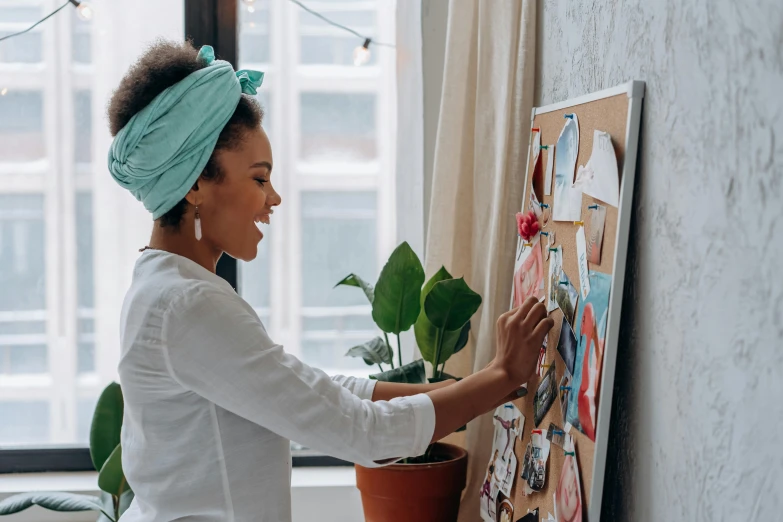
top-left (161, 282), bottom-right (435, 468)
top-left (330, 374), bottom-right (377, 400)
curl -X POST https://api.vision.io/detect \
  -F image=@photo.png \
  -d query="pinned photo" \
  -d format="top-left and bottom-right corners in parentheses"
top-left (526, 429), bottom-right (551, 492)
top-left (534, 362), bottom-right (557, 427)
top-left (535, 336), bottom-right (548, 377)
top-left (480, 449), bottom-right (499, 522)
top-left (586, 204), bottom-right (606, 264)
top-left (517, 508), bottom-right (540, 522)
top-left (496, 492), bottom-right (514, 522)
top-left (553, 114), bottom-right (582, 222)
top-left (555, 436), bottom-right (583, 522)
top-left (558, 373), bottom-right (571, 428)
top-left (546, 246), bottom-right (563, 313)
top-left (546, 423), bottom-right (566, 448)
top-left (553, 270), bottom-right (579, 326)
top-left (556, 316), bottom-right (578, 377)
top-left (512, 241), bottom-right (545, 307)
top-left (566, 271), bottom-right (612, 441)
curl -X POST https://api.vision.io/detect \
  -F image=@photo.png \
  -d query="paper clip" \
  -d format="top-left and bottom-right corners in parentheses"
top-left (564, 114), bottom-right (574, 119)
top-left (531, 127), bottom-right (540, 132)
top-left (560, 386), bottom-right (571, 391)
top-left (564, 451), bottom-right (575, 457)
top-left (549, 248), bottom-right (558, 252)
top-left (539, 203), bottom-right (550, 209)
top-left (540, 145), bottom-right (549, 150)
top-left (588, 204), bottom-right (599, 210)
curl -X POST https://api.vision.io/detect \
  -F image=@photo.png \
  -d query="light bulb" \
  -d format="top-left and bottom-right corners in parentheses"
top-left (0, 87), bottom-right (8, 96)
top-left (353, 38), bottom-right (371, 67)
top-left (247, 5), bottom-right (256, 13)
top-left (76, 1), bottom-right (93, 21)
top-left (241, 0), bottom-right (255, 5)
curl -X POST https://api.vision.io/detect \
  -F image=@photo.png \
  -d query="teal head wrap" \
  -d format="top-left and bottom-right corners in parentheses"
top-left (108, 45), bottom-right (264, 219)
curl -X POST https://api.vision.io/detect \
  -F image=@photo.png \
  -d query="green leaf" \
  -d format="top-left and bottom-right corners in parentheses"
top-left (0, 493), bottom-right (111, 519)
top-left (98, 445), bottom-right (127, 498)
top-left (424, 278), bottom-right (482, 331)
top-left (414, 267), bottom-right (457, 366)
top-left (345, 337), bottom-right (392, 366)
top-left (96, 492), bottom-right (116, 522)
top-left (334, 273), bottom-right (374, 304)
top-left (119, 489), bottom-right (135, 517)
top-left (453, 320), bottom-right (471, 355)
top-left (371, 242), bottom-right (425, 334)
top-left (370, 359), bottom-right (426, 384)
top-left (90, 382), bottom-right (124, 472)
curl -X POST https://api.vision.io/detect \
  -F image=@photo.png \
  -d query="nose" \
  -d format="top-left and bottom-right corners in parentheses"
top-left (268, 185), bottom-right (282, 207)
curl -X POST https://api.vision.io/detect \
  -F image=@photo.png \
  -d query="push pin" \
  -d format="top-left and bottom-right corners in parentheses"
top-left (552, 429), bottom-right (565, 436)
top-left (588, 204), bottom-right (599, 210)
top-left (540, 232), bottom-right (550, 237)
top-left (549, 247), bottom-right (558, 252)
top-left (523, 242), bottom-right (533, 248)
top-left (532, 429), bottom-right (542, 435)
top-left (574, 221), bottom-right (584, 226)
top-left (564, 451), bottom-right (575, 457)
top-left (559, 281), bottom-right (569, 286)
top-left (564, 113), bottom-right (575, 119)
top-left (532, 127), bottom-right (540, 132)
top-left (539, 203), bottom-right (550, 209)
top-left (560, 386), bottom-right (571, 391)
top-left (540, 145), bottom-right (549, 150)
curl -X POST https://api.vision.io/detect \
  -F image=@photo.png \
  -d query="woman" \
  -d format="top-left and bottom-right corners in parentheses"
top-left (109, 40), bottom-right (553, 522)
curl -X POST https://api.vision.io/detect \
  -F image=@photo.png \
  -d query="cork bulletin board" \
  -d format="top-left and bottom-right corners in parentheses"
top-left (505, 81), bottom-right (644, 521)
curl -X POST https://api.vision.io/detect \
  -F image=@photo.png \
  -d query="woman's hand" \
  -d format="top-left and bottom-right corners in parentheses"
top-left (491, 296), bottom-right (553, 386)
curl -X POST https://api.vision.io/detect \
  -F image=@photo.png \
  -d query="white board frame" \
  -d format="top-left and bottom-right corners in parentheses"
top-left (519, 80), bottom-right (645, 521)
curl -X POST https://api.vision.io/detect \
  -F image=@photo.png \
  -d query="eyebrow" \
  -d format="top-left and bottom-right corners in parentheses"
top-left (250, 161), bottom-right (273, 172)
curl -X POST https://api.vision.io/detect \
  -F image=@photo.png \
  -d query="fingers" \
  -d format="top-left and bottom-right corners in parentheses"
top-left (523, 301), bottom-right (548, 331)
top-left (531, 316), bottom-right (555, 343)
top-left (501, 297), bottom-right (538, 327)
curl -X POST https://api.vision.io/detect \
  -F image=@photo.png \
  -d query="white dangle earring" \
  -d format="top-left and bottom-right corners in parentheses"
top-left (194, 206), bottom-right (203, 240)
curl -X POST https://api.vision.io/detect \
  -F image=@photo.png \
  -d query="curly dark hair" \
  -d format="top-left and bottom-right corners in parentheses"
top-left (108, 39), bottom-right (264, 229)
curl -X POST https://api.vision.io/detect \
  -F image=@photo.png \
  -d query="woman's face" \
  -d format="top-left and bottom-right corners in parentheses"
top-left (557, 458), bottom-right (580, 521)
top-left (196, 126), bottom-right (280, 262)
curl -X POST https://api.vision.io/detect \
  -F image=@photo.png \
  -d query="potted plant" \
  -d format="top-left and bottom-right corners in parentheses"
top-left (335, 241), bottom-right (482, 522)
top-left (0, 382), bottom-right (132, 521)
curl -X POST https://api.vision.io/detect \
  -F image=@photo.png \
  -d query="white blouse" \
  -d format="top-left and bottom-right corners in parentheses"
top-left (118, 250), bottom-right (436, 522)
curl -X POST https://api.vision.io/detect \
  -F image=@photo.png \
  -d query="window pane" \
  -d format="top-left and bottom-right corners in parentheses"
top-left (239, 228), bottom-right (271, 326)
top-left (0, 31), bottom-right (42, 63)
top-left (74, 91), bottom-right (92, 163)
top-left (0, 195), bottom-right (46, 311)
top-left (77, 398), bottom-right (97, 442)
top-left (300, 92), bottom-right (376, 162)
top-left (238, 1), bottom-right (270, 64)
top-left (0, 91), bottom-right (45, 161)
top-left (299, 9), bottom-right (377, 66)
top-left (71, 8), bottom-right (92, 63)
top-left (0, 402), bottom-right (49, 445)
top-left (301, 192), bottom-right (376, 370)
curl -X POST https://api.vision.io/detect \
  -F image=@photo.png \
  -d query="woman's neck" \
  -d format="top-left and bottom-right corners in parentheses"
top-left (147, 221), bottom-right (222, 273)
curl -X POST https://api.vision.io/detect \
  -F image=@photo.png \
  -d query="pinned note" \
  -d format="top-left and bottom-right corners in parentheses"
top-left (544, 144), bottom-right (555, 196)
top-left (576, 227), bottom-right (591, 300)
top-left (553, 115), bottom-right (582, 222)
top-left (573, 130), bottom-right (620, 207)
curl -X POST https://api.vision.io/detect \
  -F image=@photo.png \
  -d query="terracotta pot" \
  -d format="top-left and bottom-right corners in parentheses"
top-left (355, 443), bottom-right (468, 522)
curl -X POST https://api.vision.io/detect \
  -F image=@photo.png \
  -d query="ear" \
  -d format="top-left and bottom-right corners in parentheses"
top-left (184, 180), bottom-right (203, 207)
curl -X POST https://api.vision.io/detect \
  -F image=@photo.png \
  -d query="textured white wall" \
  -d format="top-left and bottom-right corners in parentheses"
top-left (535, 0), bottom-right (783, 520)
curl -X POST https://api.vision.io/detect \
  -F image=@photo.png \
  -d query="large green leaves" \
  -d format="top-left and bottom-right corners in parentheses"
top-left (424, 277), bottom-right (482, 331)
top-left (0, 493), bottom-right (111, 519)
top-left (370, 359), bottom-right (426, 384)
top-left (415, 268), bottom-right (475, 369)
top-left (90, 381), bottom-right (123, 472)
top-left (371, 242), bottom-right (425, 334)
top-left (334, 273), bottom-right (374, 304)
top-left (345, 336), bottom-right (392, 366)
top-left (98, 445), bottom-right (128, 498)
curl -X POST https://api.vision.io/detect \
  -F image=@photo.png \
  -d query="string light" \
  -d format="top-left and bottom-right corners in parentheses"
top-left (353, 38), bottom-right (371, 67)
top-left (0, 88), bottom-right (8, 96)
top-left (70, 0), bottom-right (94, 22)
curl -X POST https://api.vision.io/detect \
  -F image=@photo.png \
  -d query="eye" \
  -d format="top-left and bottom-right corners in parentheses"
top-left (254, 177), bottom-right (268, 186)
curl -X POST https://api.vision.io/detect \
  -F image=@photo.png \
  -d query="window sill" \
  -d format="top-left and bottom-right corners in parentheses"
top-left (0, 468), bottom-right (362, 522)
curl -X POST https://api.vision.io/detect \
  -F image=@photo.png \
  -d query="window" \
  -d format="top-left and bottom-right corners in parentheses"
top-left (237, 0), bottom-right (397, 377)
top-left (0, 0), bottom-right (184, 450)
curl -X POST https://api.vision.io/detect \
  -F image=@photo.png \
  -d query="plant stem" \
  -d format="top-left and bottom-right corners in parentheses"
top-left (377, 363), bottom-right (384, 373)
top-left (383, 332), bottom-right (394, 368)
top-left (439, 361), bottom-right (446, 377)
top-left (395, 334), bottom-right (403, 368)
top-left (433, 328), bottom-right (444, 381)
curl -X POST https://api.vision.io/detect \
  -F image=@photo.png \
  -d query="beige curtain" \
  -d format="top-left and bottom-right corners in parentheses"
top-left (423, 1), bottom-right (536, 520)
